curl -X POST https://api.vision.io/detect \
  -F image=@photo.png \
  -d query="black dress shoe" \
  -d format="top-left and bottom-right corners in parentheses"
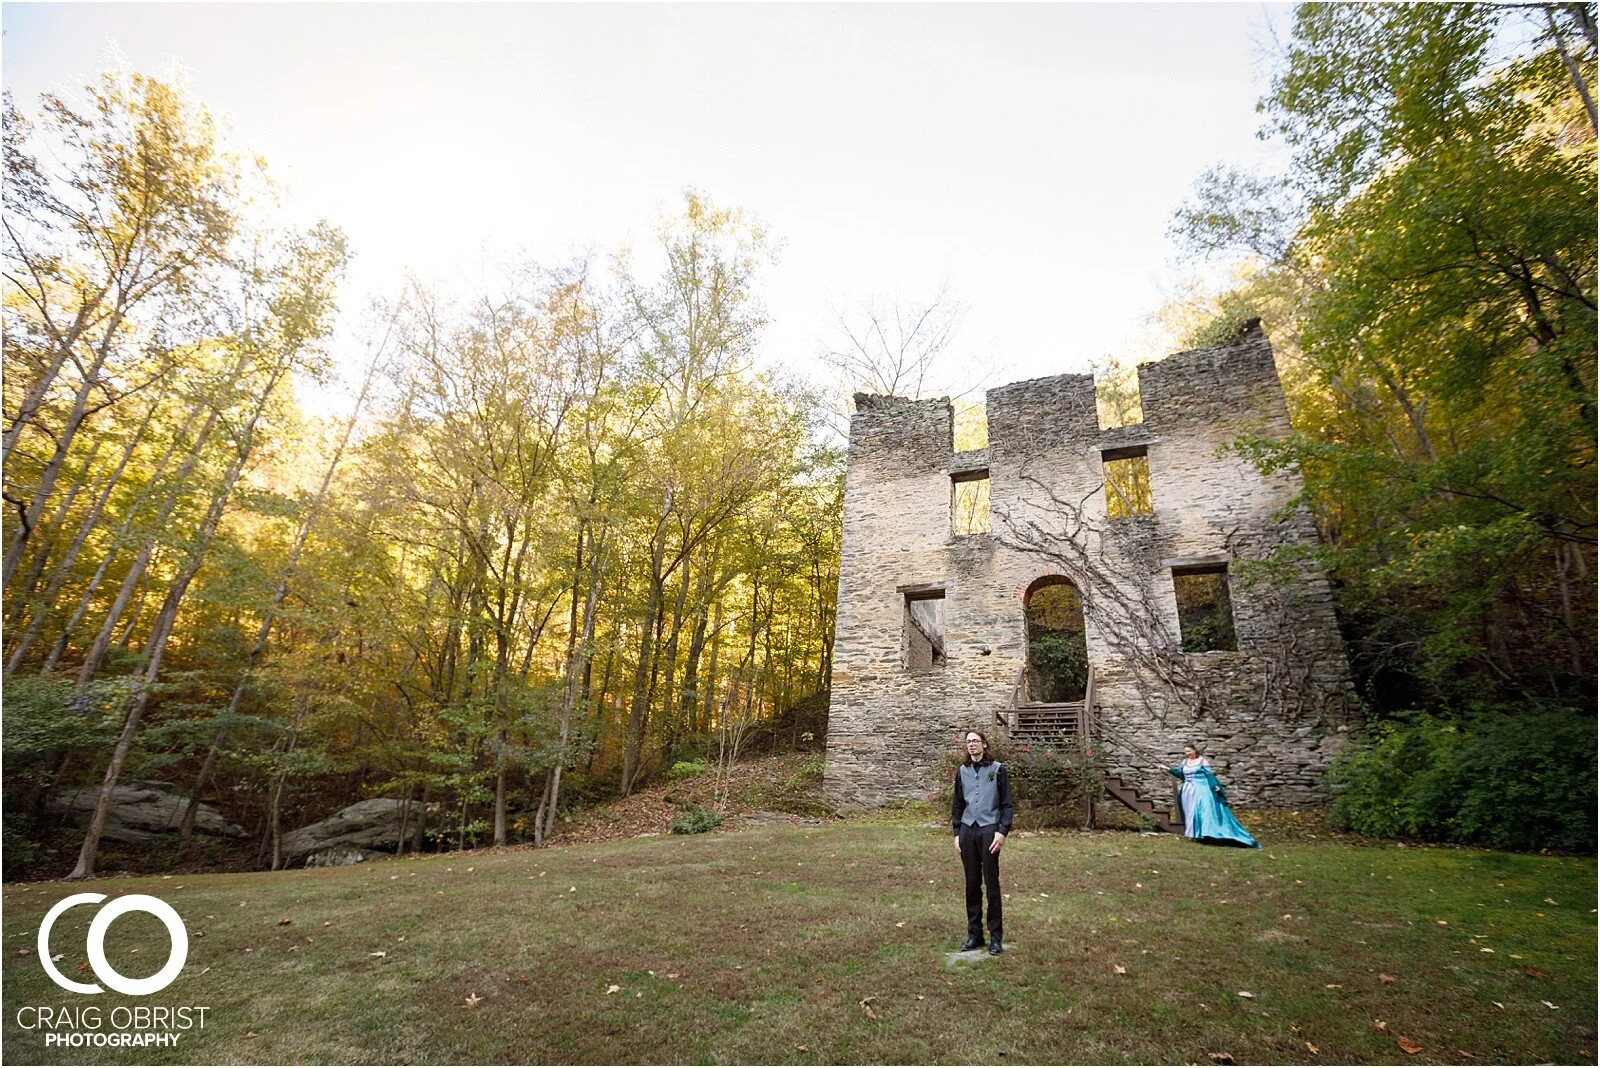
top-left (988, 939), bottom-right (1003, 955)
top-left (960, 936), bottom-right (985, 951)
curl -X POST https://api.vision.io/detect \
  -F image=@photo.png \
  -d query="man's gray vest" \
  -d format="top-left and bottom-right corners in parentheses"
top-left (958, 761), bottom-right (1003, 827)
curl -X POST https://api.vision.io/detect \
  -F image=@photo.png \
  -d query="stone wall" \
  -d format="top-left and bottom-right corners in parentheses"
top-left (823, 324), bottom-right (1359, 811)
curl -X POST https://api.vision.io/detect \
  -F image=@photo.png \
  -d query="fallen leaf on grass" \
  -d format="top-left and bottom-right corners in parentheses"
top-left (895, 922), bottom-right (905, 928)
top-left (1491, 1002), bottom-right (1504, 1010)
top-left (1324, 984), bottom-right (1341, 989)
top-left (1208, 1054), bottom-right (1234, 1065)
top-left (276, 918), bottom-right (292, 926)
top-left (1523, 966), bottom-right (1546, 978)
top-left (1379, 974), bottom-right (1396, 983)
top-left (606, 984), bottom-right (620, 994)
top-left (1541, 1000), bottom-right (1560, 1010)
top-left (795, 1045), bottom-right (809, 1053)
top-left (1113, 965), bottom-right (1126, 974)
top-left (666, 973), bottom-right (679, 979)
top-left (1544, 898), bottom-right (1557, 905)
top-left (1289, 1025), bottom-right (1300, 1034)
top-left (1372, 1021), bottom-right (1387, 1032)
top-left (1397, 1037), bottom-right (1422, 1055)
top-left (859, 997), bottom-right (879, 1022)
top-left (50, 953), bottom-right (63, 962)
top-left (369, 951), bottom-right (386, 958)
top-left (1306, 1042), bottom-right (1319, 1054)
top-left (464, 993), bottom-right (482, 1008)
top-left (1237, 991), bottom-right (1254, 999)
top-left (245, 1031), bottom-right (259, 1039)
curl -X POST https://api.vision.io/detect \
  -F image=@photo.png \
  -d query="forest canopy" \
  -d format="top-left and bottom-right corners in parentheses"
top-left (2, 71), bottom-right (842, 878)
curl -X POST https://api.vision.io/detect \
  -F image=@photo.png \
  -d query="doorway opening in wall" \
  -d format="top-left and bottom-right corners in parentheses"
top-left (1173, 565), bottom-right (1237, 652)
top-left (1024, 577), bottom-right (1089, 702)
top-left (903, 589), bottom-right (946, 670)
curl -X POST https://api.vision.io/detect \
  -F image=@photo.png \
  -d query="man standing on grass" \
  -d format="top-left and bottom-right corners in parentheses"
top-left (952, 730), bottom-right (1014, 955)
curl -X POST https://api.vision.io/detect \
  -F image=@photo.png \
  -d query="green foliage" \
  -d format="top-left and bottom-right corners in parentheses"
top-left (1006, 735), bottom-right (1103, 814)
top-left (1328, 707), bottom-right (1596, 853)
top-left (2, 812), bottom-right (44, 879)
top-left (1026, 628), bottom-right (1089, 701)
top-left (1174, 571), bottom-right (1237, 654)
top-left (0, 676), bottom-right (125, 760)
top-left (931, 733), bottom-right (1101, 828)
top-left (669, 808), bottom-right (723, 835)
top-left (1025, 583), bottom-right (1088, 702)
top-left (667, 760), bottom-right (710, 781)
top-left (1172, 3), bottom-right (1596, 713)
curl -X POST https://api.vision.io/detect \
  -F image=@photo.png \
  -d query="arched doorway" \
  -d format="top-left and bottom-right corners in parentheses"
top-left (1024, 577), bottom-right (1088, 703)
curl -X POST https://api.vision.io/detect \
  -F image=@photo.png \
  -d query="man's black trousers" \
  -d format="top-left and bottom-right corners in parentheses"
top-left (958, 822), bottom-right (1002, 943)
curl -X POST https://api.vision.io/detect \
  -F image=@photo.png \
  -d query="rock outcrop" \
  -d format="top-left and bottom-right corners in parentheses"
top-left (280, 798), bottom-right (418, 864)
top-left (46, 781), bottom-right (246, 843)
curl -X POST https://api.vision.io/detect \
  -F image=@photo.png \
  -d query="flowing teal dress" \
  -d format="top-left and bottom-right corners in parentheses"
top-left (1167, 759), bottom-right (1259, 848)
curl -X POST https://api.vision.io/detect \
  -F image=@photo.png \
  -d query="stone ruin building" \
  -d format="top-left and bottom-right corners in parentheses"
top-left (823, 322), bottom-right (1358, 821)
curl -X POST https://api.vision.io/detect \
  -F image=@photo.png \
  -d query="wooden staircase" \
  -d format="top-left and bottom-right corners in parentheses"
top-left (997, 664), bottom-right (1183, 834)
top-left (1002, 702), bottom-right (1084, 740)
top-left (1102, 774), bottom-right (1184, 833)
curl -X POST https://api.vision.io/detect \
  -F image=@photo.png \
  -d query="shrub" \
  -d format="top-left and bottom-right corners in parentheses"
top-left (669, 808), bottom-right (723, 835)
top-left (667, 760), bottom-right (711, 782)
top-left (930, 732), bottom-right (1102, 829)
top-left (1328, 706), bottom-right (1596, 853)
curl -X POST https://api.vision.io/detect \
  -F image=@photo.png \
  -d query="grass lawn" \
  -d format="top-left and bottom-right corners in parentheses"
top-left (2, 819), bottom-right (1593, 1065)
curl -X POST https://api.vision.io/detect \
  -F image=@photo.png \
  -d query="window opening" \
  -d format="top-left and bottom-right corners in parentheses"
top-left (1101, 445), bottom-right (1153, 518)
top-left (903, 590), bottom-right (946, 670)
top-left (952, 469), bottom-right (991, 535)
top-left (1173, 565), bottom-right (1237, 652)
top-left (1094, 360), bottom-right (1144, 430)
top-left (953, 398), bottom-right (988, 451)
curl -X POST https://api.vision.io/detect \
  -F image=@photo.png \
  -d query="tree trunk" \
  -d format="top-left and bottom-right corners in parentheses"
top-left (179, 350), bottom-right (379, 840)
top-left (7, 401), bottom-right (158, 672)
top-left (620, 525), bottom-right (668, 796)
top-left (67, 358), bottom-right (290, 879)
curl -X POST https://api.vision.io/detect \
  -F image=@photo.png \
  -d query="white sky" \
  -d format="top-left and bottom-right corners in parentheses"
top-left (3, 2), bottom-right (1291, 415)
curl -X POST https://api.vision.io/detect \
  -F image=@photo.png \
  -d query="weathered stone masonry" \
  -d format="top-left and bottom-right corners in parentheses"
top-left (823, 324), bottom-right (1359, 810)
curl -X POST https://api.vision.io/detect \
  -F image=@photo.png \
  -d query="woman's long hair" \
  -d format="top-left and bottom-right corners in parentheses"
top-left (963, 730), bottom-right (991, 765)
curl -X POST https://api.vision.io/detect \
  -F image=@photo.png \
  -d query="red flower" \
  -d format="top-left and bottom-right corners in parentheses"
top-left (1084, 748), bottom-right (1093, 756)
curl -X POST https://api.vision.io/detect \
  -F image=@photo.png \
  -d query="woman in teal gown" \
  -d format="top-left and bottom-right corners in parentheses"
top-left (1166, 745), bottom-right (1259, 848)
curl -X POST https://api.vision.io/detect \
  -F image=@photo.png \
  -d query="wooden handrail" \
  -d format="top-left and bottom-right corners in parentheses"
top-left (1083, 664), bottom-right (1095, 741)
